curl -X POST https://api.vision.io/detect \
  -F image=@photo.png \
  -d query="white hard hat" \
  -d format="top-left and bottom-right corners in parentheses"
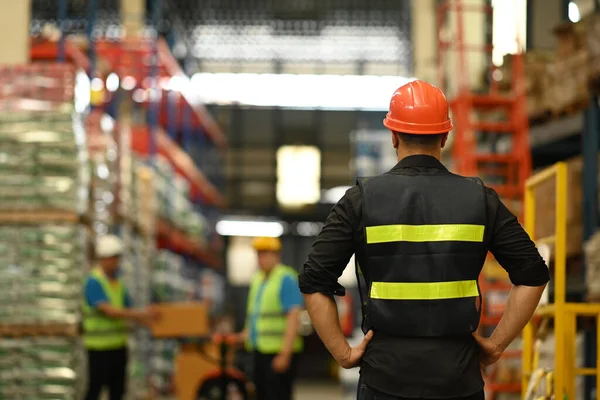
top-left (95, 234), bottom-right (123, 258)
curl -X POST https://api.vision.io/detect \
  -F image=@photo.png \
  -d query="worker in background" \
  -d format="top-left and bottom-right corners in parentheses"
top-left (83, 234), bottom-right (157, 400)
top-left (237, 236), bottom-right (304, 400)
top-left (299, 80), bottom-right (550, 400)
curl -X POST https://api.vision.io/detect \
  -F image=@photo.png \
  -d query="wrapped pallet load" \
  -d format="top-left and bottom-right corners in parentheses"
top-left (545, 21), bottom-right (590, 116)
top-left (0, 65), bottom-right (90, 400)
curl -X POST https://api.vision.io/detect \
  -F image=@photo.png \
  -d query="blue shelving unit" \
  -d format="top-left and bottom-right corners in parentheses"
top-left (582, 94), bottom-right (600, 400)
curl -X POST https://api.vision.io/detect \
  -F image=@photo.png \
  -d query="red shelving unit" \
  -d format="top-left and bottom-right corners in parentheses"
top-left (29, 38), bottom-right (228, 151)
top-left (28, 38), bottom-right (225, 270)
top-left (129, 125), bottom-right (225, 206)
top-left (156, 219), bottom-right (222, 269)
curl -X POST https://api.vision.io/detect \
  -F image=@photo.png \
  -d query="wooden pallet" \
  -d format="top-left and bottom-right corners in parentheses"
top-left (0, 323), bottom-right (79, 337)
top-left (528, 109), bottom-right (552, 125)
top-left (0, 209), bottom-right (81, 224)
top-left (550, 98), bottom-right (589, 119)
top-left (589, 74), bottom-right (600, 95)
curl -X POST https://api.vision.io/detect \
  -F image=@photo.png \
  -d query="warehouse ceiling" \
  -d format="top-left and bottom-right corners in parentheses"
top-left (29, 0), bottom-right (412, 220)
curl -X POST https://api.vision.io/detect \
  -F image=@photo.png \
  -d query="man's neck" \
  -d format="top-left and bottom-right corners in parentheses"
top-left (100, 267), bottom-right (117, 280)
top-left (397, 149), bottom-right (441, 163)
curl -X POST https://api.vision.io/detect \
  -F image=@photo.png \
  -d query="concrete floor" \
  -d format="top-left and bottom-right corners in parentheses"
top-left (295, 381), bottom-right (344, 400)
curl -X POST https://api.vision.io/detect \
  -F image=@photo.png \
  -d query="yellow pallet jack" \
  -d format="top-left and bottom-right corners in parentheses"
top-left (150, 302), bottom-right (254, 400)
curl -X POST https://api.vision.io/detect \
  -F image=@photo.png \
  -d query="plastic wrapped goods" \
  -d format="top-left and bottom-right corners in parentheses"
top-left (0, 225), bottom-right (87, 326)
top-left (0, 337), bottom-right (84, 400)
top-left (0, 110), bottom-right (89, 214)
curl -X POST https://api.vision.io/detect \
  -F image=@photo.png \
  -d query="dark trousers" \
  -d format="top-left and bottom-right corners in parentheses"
top-left (253, 351), bottom-right (297, 400)
top-left (84, 347), bottom-right (128, 400)
top-left (357, 382), bottom-right (485, 400)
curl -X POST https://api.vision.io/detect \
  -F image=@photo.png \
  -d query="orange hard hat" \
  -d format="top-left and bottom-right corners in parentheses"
top-left (383, 80), bottom-right (453, 135)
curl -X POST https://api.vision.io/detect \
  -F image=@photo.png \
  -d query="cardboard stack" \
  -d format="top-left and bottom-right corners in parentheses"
top-left (544, 22), bottom-right (590, 115)
top-left (150, 250), bottom-right (194, 396)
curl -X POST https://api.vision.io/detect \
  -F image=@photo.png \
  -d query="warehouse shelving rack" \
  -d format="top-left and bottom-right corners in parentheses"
top-left (24, 0), bottom-right (229, 397)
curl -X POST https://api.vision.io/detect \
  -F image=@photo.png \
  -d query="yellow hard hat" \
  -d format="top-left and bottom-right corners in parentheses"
top-left (252, 237), bottom-right (282, 252)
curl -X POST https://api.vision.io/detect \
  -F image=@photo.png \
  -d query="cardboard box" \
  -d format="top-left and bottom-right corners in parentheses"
top-left (585, 13), bottom-right (600, 82)
top-left (544, 49), bottom-right (589, 115)
top-left (553, 21), bottom-right (583, 58)
top-left (533, 155), bottom-right (586, 256)
top-left (150, 302), bottom-right (210, 338)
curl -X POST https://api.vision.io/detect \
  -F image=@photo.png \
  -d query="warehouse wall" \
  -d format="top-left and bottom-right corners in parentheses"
top-left (530, 0), bottom-right (563, 49)
top-left (412, 0), bottom-right (487, 93)
top-left (411, 0), bottom-right (438, 84)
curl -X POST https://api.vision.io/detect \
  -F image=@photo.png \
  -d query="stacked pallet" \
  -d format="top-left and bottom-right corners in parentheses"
top-left (509, 14), bottom-right (600, 120)
top-left (149, 250), bottom-right (194, 396)
top-left (0, 337), bottom-right (85, 400)
top-left (588, 14), bottom-right (600, 86)
top-left (0, 64), bottom-right (88, 400)
top-left (544, 22), bottom-right (590, 116)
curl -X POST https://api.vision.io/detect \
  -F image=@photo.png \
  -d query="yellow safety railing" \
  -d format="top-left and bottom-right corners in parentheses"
top-left (522, 162), bottom-right (600, 399)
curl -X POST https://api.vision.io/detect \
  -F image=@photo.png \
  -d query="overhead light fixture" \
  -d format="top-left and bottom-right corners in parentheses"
top-left (190, 72), bottom-right (415, 110)
top-left (277, 146), bottom-right (321, 207)
top-left (216, 219), bottom-right (285, 237)
top-left (568, 1), bottom-right (581, 22)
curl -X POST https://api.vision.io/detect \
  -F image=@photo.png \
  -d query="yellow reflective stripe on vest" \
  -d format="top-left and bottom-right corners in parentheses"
top-left (370, 280), bottom-right (479, 300)
top-left (366, 224), bottom-right (485, 244)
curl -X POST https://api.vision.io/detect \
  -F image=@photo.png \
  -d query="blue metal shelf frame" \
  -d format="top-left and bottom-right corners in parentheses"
top-left (583, 94), bottom-right (600, 400)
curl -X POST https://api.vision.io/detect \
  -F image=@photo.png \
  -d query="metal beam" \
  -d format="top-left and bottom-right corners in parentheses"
top-left (529, 113), bottom-right (583, 148)
top-left (583, 95), bottom-right (600, 400)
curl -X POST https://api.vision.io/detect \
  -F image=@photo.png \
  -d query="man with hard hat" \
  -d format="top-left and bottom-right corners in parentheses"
top-left (83, 234), bottom-right (157, 400)
top-left (237, 236), bottom-right (304, 400)
top-left (299, 80), bottom-right (550, 399)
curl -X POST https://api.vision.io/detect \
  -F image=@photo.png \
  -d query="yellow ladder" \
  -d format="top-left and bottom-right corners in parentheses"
top-left (522, 162), bottom-right (600, 399)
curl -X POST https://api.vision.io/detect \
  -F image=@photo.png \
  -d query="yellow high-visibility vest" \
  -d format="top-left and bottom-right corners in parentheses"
top-left (245, 265), bottom-right (303, 354)
top-left (83, 268), bottom-right (129, 350)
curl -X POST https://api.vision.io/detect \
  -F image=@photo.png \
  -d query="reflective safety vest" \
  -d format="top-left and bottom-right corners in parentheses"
top-left (83, 268), bottom-right (129, 350)
top-left (358, 172), bottom-right (487, 337)
top-left (245, 265), bottom-right (303, 354)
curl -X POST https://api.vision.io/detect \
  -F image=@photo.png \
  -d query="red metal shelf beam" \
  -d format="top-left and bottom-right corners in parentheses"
top-left (156, 219), bottom-right (221, 269)
top-left (130, 125), bottom-right (225, 207)
top-left (29, 38), bottom-right (227, 151)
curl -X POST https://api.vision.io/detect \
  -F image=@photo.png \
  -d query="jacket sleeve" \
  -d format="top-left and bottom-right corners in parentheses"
top-left (487, 189), bottom-right (550, 286)
top-left (299, 187), bottom-right (360, 296)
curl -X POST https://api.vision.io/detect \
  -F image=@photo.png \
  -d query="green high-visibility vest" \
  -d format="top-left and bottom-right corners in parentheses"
top-left (245, 265), bottom-right (303, 354)
top-left (83, 268), bottom-right (129, 350)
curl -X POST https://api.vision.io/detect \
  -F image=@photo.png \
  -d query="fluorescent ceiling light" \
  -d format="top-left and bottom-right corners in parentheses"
top-left (191, 73), bottom-right (414, 110)
top-left (216, 220), bottom-right (285, 237)
top-left (568, 2), bottom-right (581, 22)
top-left (277, 146), bottom-right (321, 207)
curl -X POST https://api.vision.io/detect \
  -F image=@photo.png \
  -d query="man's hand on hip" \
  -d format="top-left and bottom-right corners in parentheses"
top-left (337, 330), bottom-right (374, 369)
top-left (473, 333), bottom-right (503, 366)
